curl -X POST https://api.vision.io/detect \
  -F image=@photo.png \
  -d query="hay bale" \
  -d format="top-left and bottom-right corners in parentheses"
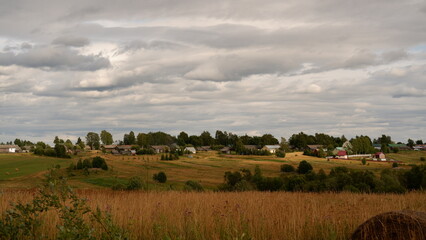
top-left (351, 210), bottom-right (426, 240)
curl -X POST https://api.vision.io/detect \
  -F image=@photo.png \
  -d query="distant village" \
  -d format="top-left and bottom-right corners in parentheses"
top-left (1, 131), bottom-right (425, 162)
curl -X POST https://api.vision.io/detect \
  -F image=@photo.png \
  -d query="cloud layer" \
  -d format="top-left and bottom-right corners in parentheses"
top-left (1, 0), bottom-right (425, 143)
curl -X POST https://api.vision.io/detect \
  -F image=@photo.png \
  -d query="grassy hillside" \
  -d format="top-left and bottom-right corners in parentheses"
top-left (0, 153), bottom-right (72, 181)
top-left (1, 150), bottom-right (425, 189)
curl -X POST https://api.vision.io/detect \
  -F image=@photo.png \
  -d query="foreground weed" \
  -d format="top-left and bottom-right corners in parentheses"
top-left (0, 169), bottom-right (128, 240)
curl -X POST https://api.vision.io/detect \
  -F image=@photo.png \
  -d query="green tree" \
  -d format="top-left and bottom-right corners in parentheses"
top-left (76, 137), bottom-right (85, 149)
top-left (177, 131), bottom-right (189, 146)
top-left (351, 136), bottom-right (375, 154)
top-left (153, 172), bottom-right (167, 183)
top-left (64, 139), bottom-right (74, 150)
top-left (82, 159), bottom-right (92, 169)
top-left (297, 160), bottom-right (313, 174)
top-left (200, 131), bottom-right (214, 146)
top-left (92, 156), bottom-right (107, 169)
top-left (100, 130), bottom-right (113, 145)
top-left (123, 131), bottom-right (136, 145)
top-left (137, 133), bottom-right (151, 147)
top-left (53, 136), bottom-right (64, 145)
top-left (215, 130), bottom-right (229, 146)
top-left (54, 144), bottom-right (68, 158)
top-left (85, 132), bottom-right (100, 150)
top-left (183, 180), bottom-right (204, 192)
top-left (407, 139), bottom-right (415, 148)
top-left (260, 134), bottom-right (279, 146)
top-left (281, 164), bottom-right (295, 172)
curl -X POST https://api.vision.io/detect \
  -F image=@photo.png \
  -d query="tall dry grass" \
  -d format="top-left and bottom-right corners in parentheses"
top-left (1, 190), bottom-right (425, 239)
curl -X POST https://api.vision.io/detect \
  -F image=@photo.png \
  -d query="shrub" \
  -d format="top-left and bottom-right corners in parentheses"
top-left (362, 158), bottom-right (367, 165)
top-left (153, 172), bottom-right (167, 183)
top-left (297, 160), bottom-right (313, 174)
top-left (126, 176), bottom-right (144, 190)
top-left (82, 159), bottom-right (92, 169)
top-left (76, 159), bottom-right (83, 170)
top-left (234, 180), bottom-right (255, 191)
top-left (281, 164), bottom-right (295, 172)
top-left (183, 180), bottom-right (204, 192)
top-left (34, 147), bottom-right (44, 156)
top-left (101, 162), bottom-right (108, 171)
top-left (420, 157), bottom-right (425, 162)
top-left (92, 156), bottom-right (108, 170)
top-left (44, 148), bottom-right (57, 157)
top-left (392, 162), bottom-right (398, 168)
top-left (276, 150), bottom-right (286, 158)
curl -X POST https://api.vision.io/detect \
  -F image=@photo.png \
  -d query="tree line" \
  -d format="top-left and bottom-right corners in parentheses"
top-left (218, 162), bottom-right (426, 193)
top-left (6, 131), bottom-right (424, 156)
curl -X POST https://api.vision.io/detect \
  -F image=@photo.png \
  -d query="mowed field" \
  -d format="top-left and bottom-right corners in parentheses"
top-left (2, 150), bottom-right (424, 189)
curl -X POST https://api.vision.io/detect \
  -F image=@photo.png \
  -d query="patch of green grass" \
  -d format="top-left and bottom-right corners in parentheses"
top-left (181, 161), bottom-right (221, 168)
top-left (156, 161), bottom-right (193, 168)
top-left (81, 177), bottom-right (127, 188)
top-left (387, 151), bottom-right (426, 164)
top-left (0, 154), bottom-right (72, 180)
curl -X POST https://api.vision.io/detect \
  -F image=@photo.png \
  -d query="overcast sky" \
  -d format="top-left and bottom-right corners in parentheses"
top-left (1, 0), bottom-right (425, 144)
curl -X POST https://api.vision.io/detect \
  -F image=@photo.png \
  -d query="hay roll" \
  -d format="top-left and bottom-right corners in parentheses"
top-left (351, 210), bottom-right (426, 240)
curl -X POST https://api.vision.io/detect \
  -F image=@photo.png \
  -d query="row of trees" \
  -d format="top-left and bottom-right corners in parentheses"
top-left (5, 131), bottom-right (424, 155)
top-left (83, 130), bottom-right (281, 150)
top-left (218, 162), bottom-right (426, 193)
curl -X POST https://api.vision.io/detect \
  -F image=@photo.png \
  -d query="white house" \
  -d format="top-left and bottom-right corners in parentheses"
top-left (185, 147), bottom-right (197, 154)
top-left (262, 145), bottom-right (281, 154)
top-left (0, 145), bottom-right (20, 153)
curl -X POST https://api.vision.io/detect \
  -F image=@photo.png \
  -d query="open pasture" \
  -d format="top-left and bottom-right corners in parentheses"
top-left (0, 151), bottom-right (421, 189)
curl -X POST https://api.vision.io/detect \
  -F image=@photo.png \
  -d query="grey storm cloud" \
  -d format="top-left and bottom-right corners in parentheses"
top-left (0, 0), bottom-right (426, 143)
top-left (0, 46), bottom-right (110, 71)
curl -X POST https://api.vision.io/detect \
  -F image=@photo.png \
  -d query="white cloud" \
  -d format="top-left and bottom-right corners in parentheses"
top-left (1, 0), bottom-right (426, 143)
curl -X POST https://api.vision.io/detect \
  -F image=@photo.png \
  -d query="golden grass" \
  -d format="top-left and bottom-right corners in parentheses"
top-left (1, 189), bottom-right (425, 239)
top-left (0, 151), bottom-right (420, 189)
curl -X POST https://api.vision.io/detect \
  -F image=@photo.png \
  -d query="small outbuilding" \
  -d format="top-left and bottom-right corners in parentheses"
top-left (262, 145), bottom-right (281, 154)
top-left (375, 152), bottom-right (386, 161)
top-left (220, 147), bottom-right (231, 154)
top-left (185, 147), bottom-right (197, 154)
top-left (337, 150), bottom-right (348, 159)
top-left (0, 145), bottom-right (20, 153)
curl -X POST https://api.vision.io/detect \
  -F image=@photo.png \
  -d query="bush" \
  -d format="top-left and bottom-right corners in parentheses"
top-left (392, 162), bottom-right (398, 168)
top-left (183, 180), bottom-right (204, 192)
top-left (101, 162), bottom-right (108, 170)
top-left (76, 159), bottom-right (83, 170)
top-left (44, 148), bottom-right (57, 157)
top-left (34, 147), bottom-right (44, 156)
top-left (153, 172), bottom-right (167, 183)
top-left (297, 160), bottom-right (313, 174)
top-left (420, 157), bottom-right (425, 162)
top-left (126, 176), bottom-right (144, 190)
top-left (276, 150), bottom-right (286, 158)
top-left (362, 158), bottom-right (367, 165)
top-left (82, 159), bottom-right (92, 169)
top-left (281, 164), bottom-right (295, 172)
top-left (92, 156), bottom-right (108, 170)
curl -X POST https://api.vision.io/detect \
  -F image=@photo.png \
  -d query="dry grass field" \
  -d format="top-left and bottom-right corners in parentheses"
top-left (1, 152), bottom-right (425, 239)
top-left (1, 189), bottom-right (425, 239)
top-left (1, 150), bottom-right (424, 189)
